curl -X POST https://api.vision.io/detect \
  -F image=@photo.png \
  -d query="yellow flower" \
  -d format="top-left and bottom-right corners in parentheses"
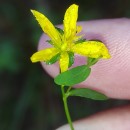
top-left (30, 4), bottom-right (111, 72)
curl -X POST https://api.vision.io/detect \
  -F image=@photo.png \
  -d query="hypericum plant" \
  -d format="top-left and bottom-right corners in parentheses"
top-left (30, 4), bottom-right (111, 130)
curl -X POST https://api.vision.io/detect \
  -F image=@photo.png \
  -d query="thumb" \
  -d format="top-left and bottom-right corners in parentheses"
top-left (56, 105), bottom-right (130, 130)
top-left (38, 18), bottom-right (130, 99)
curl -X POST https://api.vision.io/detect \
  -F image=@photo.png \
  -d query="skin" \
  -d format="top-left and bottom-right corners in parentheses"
top-left (38, 18), bottom-right (130, 130)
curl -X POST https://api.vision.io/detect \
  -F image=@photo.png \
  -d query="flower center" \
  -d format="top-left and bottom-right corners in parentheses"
top-left (61, 42), bottom-right (68, 52)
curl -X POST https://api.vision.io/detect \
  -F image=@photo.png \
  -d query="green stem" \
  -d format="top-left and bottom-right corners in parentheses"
top-left (66, 86), bottom-right (72, 93)
top-left (61, 86), bottom-right (74, 130)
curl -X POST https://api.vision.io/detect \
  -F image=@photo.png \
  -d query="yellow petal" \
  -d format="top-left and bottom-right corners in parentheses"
top-left (73, 35), bottom-right (83, 42)
top-left (31, 10), bottom-right (61, 47)
top-left (59, 52), bottom-right (69, 72)
top-left (63, 4), bottom-right (78, 40)
top-left (31, 48), bottom-right (59, 62)
top-left (71, 41), bottom-right (111, 59)
top-left (76, 25), bottom-right (82, 34)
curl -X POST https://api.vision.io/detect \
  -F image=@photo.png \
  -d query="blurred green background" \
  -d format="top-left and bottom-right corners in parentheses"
top-left (0, 0), bottom-right (130, 130)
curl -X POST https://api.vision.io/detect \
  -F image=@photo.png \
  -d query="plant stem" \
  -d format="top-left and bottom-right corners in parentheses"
top-left (61, 86), bottom-right (74, 130)
top-left (66, 86), bottom-right (72, 93)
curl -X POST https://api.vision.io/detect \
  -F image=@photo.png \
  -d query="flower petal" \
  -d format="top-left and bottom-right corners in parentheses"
top-left (59, 52), bottom-right (69, 72)
top-left (63, 4), bottom-right (78, 40)
top-left (31, 10), bottom-right (61, 47)
top-left (71, 41), bottom-right (111, 59)
top-left (30, 48), bottom-right (59, 62)
top-left (76, 25), bottom-right (82, 34)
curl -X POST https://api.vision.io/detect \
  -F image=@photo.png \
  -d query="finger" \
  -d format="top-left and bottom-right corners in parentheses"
top-left (56, 105), bottom-right (130, 130)
top-left (38, 18), bottom-right (130, 99)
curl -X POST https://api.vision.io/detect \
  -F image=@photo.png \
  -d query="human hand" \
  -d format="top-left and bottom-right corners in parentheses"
top-left (38, 18), bottom-right (130, 130)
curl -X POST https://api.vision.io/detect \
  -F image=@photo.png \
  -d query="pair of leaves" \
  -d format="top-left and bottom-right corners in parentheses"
top-left (54, 65), bottom-right (108, 100)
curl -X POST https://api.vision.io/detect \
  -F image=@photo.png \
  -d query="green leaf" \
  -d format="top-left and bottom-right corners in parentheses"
top-left (68, 88), bottom-right (108, 100)
top-left (74, 38), bottom-right (86, 44)
top-left (46, 40), bottom-right (53, 45)
top-left (87, 57), bottom-right (99, 66)
top-left (68, 52), bottom-right (74, 67)
top-left (54, 65), bottom-right (91, 86)
top-left (46, 53), bottom-right (60, 65)
top-left (55, 27), bottom-right (64, 35)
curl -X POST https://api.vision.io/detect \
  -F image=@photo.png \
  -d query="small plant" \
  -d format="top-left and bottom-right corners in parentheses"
top-left (30, 4), bottom-right (111, 130)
